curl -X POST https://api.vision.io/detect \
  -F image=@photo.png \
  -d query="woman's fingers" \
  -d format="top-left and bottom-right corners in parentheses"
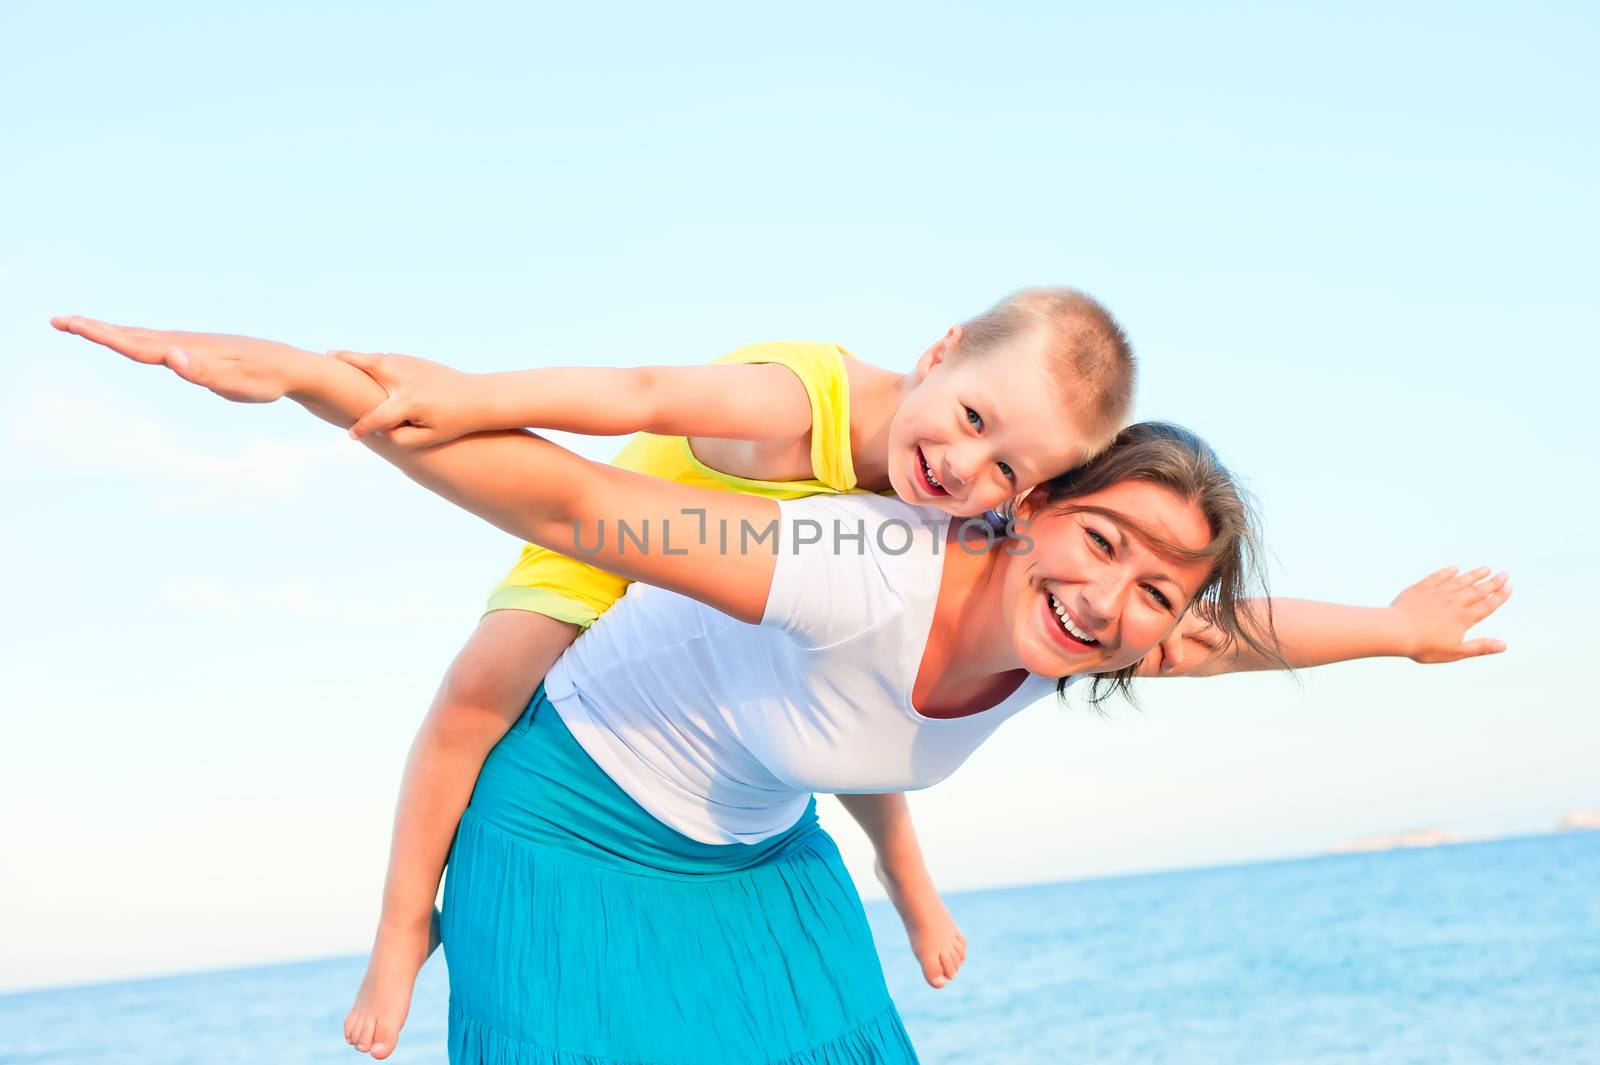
top-left (1425, 566), bottom-right (1460, 587)
top-left (1470, 584), bottom-right (1513, 621)
top-left (1462, 572), bottom-right (1509, 605)
top-left (1457, 637), bottom-right (1507, 658)
top-left (1446, 566), bottom-right (1492, 593)
top-left (54, 315), bottom-right (164, 364)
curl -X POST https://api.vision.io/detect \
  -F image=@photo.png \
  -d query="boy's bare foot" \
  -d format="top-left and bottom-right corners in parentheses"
top-left (344, 911), bottom-right (441, 1059)
top-left (875, 857), bottom-right (967, 989)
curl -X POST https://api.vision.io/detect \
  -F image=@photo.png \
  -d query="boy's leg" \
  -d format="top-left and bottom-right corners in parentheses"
top-left (346, 608), bottom-right (580, 1059)
top-left (835, 792), bottom-right (968, 989)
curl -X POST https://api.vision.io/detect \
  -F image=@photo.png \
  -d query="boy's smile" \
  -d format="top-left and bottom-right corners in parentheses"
top-left (912, 446), bottom-right (949, 498)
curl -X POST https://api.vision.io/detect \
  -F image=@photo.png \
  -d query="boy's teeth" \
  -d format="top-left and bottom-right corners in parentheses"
top-left (1047, 593), bottom-right (1098, 644)
top-left (921, 453), bottom-right (941, 488)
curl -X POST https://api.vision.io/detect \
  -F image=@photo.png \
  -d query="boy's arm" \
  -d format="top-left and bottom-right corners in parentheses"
top-left (54, 318), bottom-right (784, 624)
top-left (1144, 567), bottom-right (1511, 678)
top-left (338, 350), bottom-right (815, 448)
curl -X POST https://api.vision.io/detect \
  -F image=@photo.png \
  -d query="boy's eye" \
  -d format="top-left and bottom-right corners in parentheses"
top-left (997, 461), bottom-right (1015, 483)
top-left (965, 406), bottom-right (984, 431)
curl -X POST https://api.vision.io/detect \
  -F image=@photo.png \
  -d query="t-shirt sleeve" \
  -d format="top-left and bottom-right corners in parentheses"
top-left (761, 495), bottom-right (936, 648)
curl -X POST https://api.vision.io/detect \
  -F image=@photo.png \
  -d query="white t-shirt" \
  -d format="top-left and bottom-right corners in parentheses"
top-left (544, 494), bottom-right (1068, 845)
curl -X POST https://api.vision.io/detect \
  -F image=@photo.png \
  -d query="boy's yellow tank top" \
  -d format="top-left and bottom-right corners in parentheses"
top-left (486, 341), bottom-right (862, 626)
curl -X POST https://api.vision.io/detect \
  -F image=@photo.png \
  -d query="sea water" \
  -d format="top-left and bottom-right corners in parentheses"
top-left (4, 832), bottom-right (1596, 1064)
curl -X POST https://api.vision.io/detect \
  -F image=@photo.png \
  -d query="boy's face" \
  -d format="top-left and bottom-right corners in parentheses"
top-left (886, 327), bottom-right (1091, 517)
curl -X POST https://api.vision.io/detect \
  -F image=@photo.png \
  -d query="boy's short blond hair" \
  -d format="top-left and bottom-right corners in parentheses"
top-left (954, 287), bottom-right (1135, 453)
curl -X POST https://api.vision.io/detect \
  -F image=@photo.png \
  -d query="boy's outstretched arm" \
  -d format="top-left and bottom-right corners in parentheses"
top-left (1142, 567), bottom-right (1512, 678)
top-left (53, 317), bottom-right (783, 624)
top-left (334, 349), bottom-right (815, 448)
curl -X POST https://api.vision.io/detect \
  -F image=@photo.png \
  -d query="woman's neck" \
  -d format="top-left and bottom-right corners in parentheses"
top-left (911, 524), bottom-right (1029, 718)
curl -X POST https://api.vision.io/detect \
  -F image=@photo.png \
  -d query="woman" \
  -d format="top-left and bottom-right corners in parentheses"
top-left (56, 318), bottom-right (1509, 1064)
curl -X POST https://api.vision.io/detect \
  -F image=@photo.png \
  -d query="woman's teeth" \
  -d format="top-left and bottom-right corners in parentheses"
top-left (1047, 593), bottom-right (1098, 644)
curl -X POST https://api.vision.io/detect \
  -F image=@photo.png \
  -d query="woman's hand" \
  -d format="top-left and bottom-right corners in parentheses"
top-left (1391, 566), bottom-right (1511, 663)
top-left (1137, 565), bottom-right (1512, 678)
top-left (50, 316), bottom-right (311, 403)
top-left (334, 350), bottom-right (493, 448)
top-left (1136, 610), bottom-right (1224, 677)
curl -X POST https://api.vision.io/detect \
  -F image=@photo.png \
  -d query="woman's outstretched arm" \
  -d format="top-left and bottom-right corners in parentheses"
top-left (1144, 567), bottom-right (1511, 678)
top-left (53, 317), bottom-right (782, 622)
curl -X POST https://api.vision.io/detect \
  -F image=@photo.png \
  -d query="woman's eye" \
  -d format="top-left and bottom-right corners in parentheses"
top-left (1087, 529), bottom-right (1111, 554)
top-left (997, 461), bottom-right (1015, 483)
top-left (965, 406), bottom-right (984, 431)
top-left (1145, 585), bottom-right (1173, 610)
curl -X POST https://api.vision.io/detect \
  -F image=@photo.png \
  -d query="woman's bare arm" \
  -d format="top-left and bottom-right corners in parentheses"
top-left (1146, 567), bottom-right (1511, 678)
top-left (53, 317), bottom-right (783, 623)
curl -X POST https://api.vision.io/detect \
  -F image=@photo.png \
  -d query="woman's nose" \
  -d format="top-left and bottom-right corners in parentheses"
top-left (1078, 578), bottom-right (1119, 627)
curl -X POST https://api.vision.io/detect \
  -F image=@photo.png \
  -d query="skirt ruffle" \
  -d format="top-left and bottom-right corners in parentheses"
top-left (440, 686), bottom-right (918, 1065)
top-left (448, 994), bottom-right (917, 1065)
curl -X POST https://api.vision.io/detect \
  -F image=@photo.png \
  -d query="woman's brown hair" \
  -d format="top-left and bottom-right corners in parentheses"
top-left (1020, 421), bottom-right (1286, 705)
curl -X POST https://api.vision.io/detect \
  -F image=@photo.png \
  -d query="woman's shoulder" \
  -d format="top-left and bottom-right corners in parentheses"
top-left (780, 490), bottom-right (935, 518)
top-left (763, 495), bottom-right (949, 647)
top-left (776, 494), bottom-right (949, 553)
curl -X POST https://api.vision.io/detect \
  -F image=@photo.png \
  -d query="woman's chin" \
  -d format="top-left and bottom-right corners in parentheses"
top-left (1021, 636), bottom-right (1101, 678)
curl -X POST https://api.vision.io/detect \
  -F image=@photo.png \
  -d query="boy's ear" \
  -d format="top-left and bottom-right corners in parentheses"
top-left (914, 325), bottom-right (964, 379)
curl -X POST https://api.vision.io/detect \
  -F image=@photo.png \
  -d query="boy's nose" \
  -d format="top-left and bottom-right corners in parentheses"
top-left (940, 453), bottom-right (976, 490)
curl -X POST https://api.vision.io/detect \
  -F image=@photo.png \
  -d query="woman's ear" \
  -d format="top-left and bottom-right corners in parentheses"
top-left (1010, 483), bottom-right (1050, 522)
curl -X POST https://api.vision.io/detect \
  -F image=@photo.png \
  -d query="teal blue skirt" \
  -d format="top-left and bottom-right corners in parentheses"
top-left (440, 685), bottom-right (919, 1064)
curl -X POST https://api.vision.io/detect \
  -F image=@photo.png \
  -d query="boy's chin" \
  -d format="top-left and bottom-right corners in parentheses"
top-left (910, 494), bottom-right (969, 518)
top-left (884, 473), bottom-right (919, 507)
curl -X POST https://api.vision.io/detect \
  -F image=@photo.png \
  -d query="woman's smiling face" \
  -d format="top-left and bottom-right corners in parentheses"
top-left (1000, 479), bottom-right (1215, 679)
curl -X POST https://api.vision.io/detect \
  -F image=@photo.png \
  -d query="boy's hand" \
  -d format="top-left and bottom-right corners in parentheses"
top-left (334, 350), bottom-right (490, 448)
top-left (1391, 566), bottom-right (1511, 663)
top-left (50, 316), bottom-right (305, 403)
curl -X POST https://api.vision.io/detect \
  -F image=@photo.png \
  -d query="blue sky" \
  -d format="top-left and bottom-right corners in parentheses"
top-left (2, 1), bottom-right (1595, 991)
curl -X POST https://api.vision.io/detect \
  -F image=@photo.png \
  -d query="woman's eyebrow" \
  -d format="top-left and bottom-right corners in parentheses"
top-left (1113, 521), bottom-right (1183, 587)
